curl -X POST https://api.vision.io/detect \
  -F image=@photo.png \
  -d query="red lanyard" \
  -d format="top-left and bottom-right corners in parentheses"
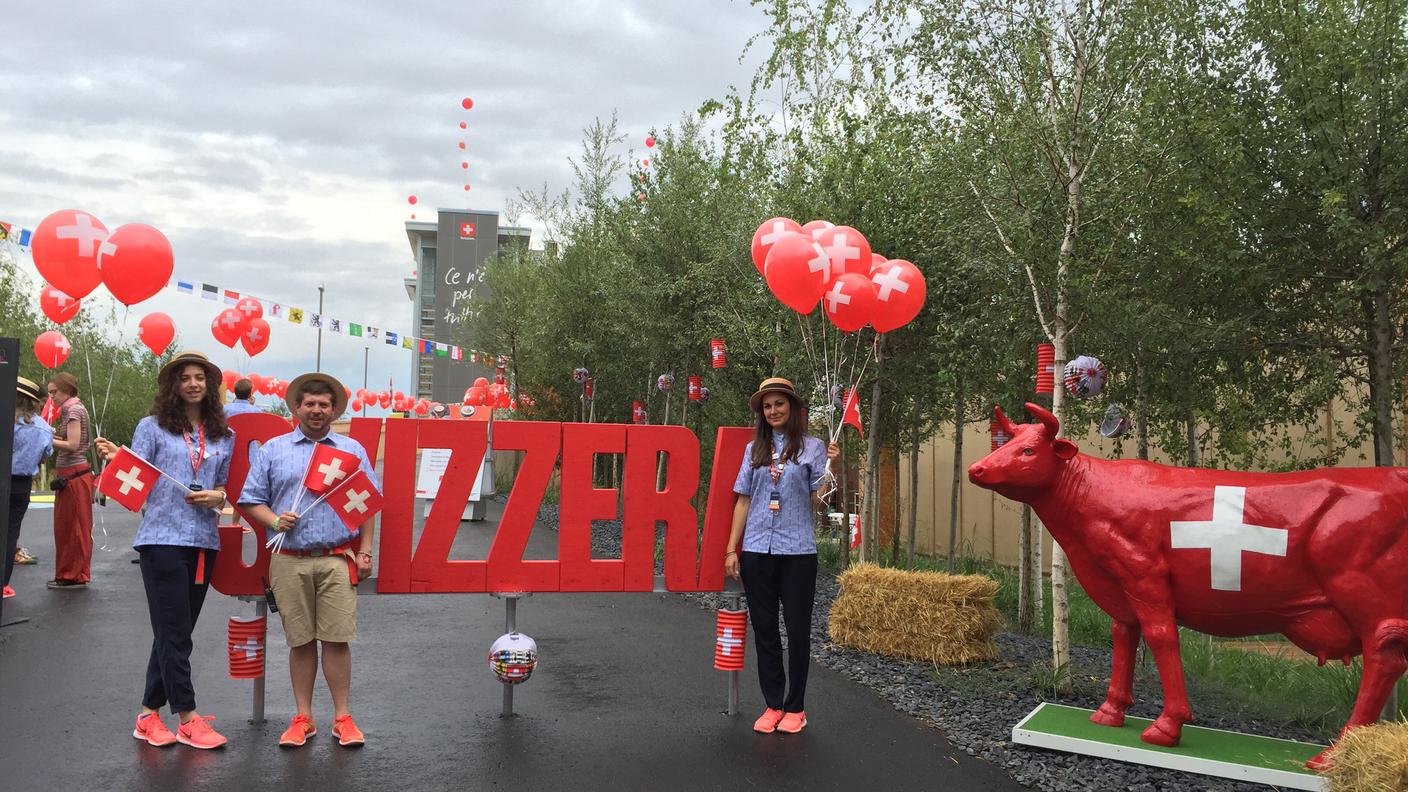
top-left (183, 424), bottom-right (206, 479)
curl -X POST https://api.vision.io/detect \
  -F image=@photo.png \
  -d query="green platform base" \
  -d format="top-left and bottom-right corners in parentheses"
top-left (1012, 703), bottom-right (1327, 790)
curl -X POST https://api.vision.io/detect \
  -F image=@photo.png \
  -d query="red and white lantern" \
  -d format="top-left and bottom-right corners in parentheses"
top-left (584, 378), bottom-right (595, 399)
top-left (228, 615), bottom-right (267, 680)
top-left (714, 609), bottom-right (747, 671)
top-left (1035, 343), bottom-right (1056, 394)
top-left (710, 338), bottom-right (726, 369)
top-left (687, 375), bottom-right (702, 401)
top-left (632, 400), bottom-right (648, 424)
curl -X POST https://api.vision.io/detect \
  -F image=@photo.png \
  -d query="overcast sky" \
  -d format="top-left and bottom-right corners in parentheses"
top-left (0, 0), bottom-right (769, 406)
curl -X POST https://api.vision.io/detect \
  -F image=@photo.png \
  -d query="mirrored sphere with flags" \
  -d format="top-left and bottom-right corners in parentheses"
top-left (488, 632), bottom-right (538, 685)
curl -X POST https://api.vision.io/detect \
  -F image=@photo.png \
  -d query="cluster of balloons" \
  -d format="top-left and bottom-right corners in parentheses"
top-left (750, 218), bottom-right (927, 333)
top-left (222, 370), bottom-right (288, 399)
top-left (211, 296), bottom-right (272, 356)
top-left (463, 376), bottom-right (511, 409)
top-left (30, 209), bottom-right (179, 367)
top-left (636, 134), bottom-right (656, 203)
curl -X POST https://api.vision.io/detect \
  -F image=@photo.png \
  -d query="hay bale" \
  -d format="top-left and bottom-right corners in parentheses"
top-left (827, 563), bottom-right (1000, 665)
top-left (1325, 722), bottom-right (1408, 792)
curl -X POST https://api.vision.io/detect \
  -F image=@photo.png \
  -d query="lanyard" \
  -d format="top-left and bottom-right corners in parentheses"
top-left (183, 424), bottom-right (207, 479)
top-left (769, 451), bottom-right (785, 486)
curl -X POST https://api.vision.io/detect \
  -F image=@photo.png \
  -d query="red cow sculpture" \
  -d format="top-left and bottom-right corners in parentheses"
top-left (968, 403), bottom-right (1408, 770)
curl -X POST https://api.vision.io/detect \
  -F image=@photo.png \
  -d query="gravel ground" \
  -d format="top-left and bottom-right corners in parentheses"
top-left (527, 499), bottom-right (1325, 791)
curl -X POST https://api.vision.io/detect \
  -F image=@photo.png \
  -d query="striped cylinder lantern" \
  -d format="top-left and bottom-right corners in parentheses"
top-left (228, 615), bottom-right (267, 680)
top-left (687, 375), bottom-right (702, 402)
top-left (714, 609), bottom-right (748, 671)
top-left (1035, 343), bottom-right (1056, 394)
top-left (710, 339), bottom-right (726, 369)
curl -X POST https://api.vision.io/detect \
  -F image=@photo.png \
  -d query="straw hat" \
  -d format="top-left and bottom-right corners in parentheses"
top-left (159, 350), bottom-right (223, 387)
top-left (16, 376), bottom-right (42, 403)
top-left (749, 377), bottom-right (803, 412)
top-left (285, 372), bottom-right (349, 419)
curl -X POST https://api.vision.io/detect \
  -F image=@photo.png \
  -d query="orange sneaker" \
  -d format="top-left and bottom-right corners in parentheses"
top-left (279, 714), bottom-right (317, 747)
top-left (753, 708), bottom-right (784, 733)
top-left (133, 712), bottom-right (177, 747)
top-left (777, 711), bottom-right (807, 733)
top-left (2, 585), bottom-right (14, 599)
top-left (332, 714), bottom-right (365, 747)
top-left (176, 715), bottom-right (227, 749)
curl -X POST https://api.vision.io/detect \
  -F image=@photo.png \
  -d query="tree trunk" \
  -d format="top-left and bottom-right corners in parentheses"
top-left (1135, 355), bottom-right (1149, 461)
top-left (947, 377), bottom-right (965, 572)
top-left (908, 403), bottom-right (920, 570)
top-left (1369, 285), bottom-right (1397, 466)
top-left (891, 443), bottom-right (901, 565)
top-left (1018, 504), bottom-right (1034, 634)
top-left (1186, 412), bottom-right (1200, 467)
top-left (863, 337), bottom-right (885, 562)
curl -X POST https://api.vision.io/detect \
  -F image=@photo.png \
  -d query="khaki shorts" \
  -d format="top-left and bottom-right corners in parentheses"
top-left (269, 553), bottom-right (358, 647)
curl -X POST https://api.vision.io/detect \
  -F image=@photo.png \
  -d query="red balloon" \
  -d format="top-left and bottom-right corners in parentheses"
top-left (464, 184), bottom-right (471, 191)
top-left (39, 284), bottom-right (81, 324)
top-left (222, 370), bottom-right (240, 391)
top-left (34, 330), bottom-right (71, 368)
top-left (137, 312), bottom-right (176, 356)
top-left (458, 142), bottom-right (466, 150)
top-left (641, 159), bottom-right (650, 168)
top-left (379, 392), bottom-right (392, 409)
top-left (98, 223), bottom-right (173, 306)
top-left (497, 392), bottom-right (511, 409)
top-left (869, 260), bottom-right (928, 333)
top-left (823, 273), bottom-right (880, 333)
top-left (211, 308), bottom-right (244, 348)
top-left (350, 398), bottom-right (364, 412)
top-left (462, 161), bottom-right (469, 169)
top-left (413, 400), bottom-right (430, 416)
top-left (750, 217), bottom-right (803, 276)
top-left (32, 209), bottom-right (109, 298)
top-left (241, 317), bottom-right (271, 356)
top-left (247, 373), bottom-right (263, 393)
top-left (411, 214), bottom-right (416, 220)
top-left (870, 252), bottom-right (888, 271)
top-left (815, 226), bottom-right (873, 284)
top-left (275, 380), bottom-right (288, 398)
top-left (466, 386), bottom-right (487, 405)
top-left (762, 232), bottom-right (830, 314)
top-left (408, 195), bottom-right (418, 205)
top-left (235, 296), bottom-right (263, 323)
top-left (473, 376), bottom-right (489, 389)
top-left (800, 220), bottom-right (834, 240)
top-left (459, 121), bottom-right (467, 129)
top-left (462, 97), bottom-right (474, 110)
top-left (645, 135), bottom-right (656, 148)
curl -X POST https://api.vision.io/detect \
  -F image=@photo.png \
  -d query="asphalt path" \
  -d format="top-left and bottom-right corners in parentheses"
top-left (0, 497), bottom-right (1022, 792)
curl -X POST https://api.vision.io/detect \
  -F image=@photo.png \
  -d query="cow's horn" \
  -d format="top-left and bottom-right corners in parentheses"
top-left (993, 405), bottom-right (1018, 436)
top-left (1025, 402), bottom-right (1060, 439)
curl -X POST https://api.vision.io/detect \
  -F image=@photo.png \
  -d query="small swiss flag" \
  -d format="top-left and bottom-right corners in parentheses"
top-left (303, 444), bottom-right (361, 495)
top-left (459, 222), bottom-right (476, 239)
top-left (40, 397), bottom-right (59, 424)
top-left (324, 470), bottom-right (383, 531)
top-left (850, 514), bottom-right (862, 549)
top-left (98, 448), bottom-right (163, 512)
top-left (841, 388), bottom-right (864, 437)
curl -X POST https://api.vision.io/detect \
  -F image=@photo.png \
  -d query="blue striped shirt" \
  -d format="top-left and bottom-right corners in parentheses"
top-left (238, 427), bottom-right (379, 551)
top-left (733, 434), bottom-right (828, 555)
top-left (129, 416), bottom-right (235, 550)
top-left (223, 401), bottom-right (260, 417)
top-left (12, 416), bottom-right (53, 476)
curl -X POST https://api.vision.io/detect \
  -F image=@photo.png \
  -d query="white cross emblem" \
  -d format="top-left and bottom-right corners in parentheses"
top-left (342, 488), bottom-right (371, 514)
top-left (808, 222), bottom-right (833, 239)
top-left (317, 458), bottom-right (347, 486)
top-left (116, 465), bottom-right (147, 495)
top-left (56, 213), bottom-right (107, 258)
top-left (1170, 486), bottom-right (1287, 591)
top-left (805, 243), bottom-right (829, 275)
top-left (98, 238), bottom-right (118, 260)
top-left (220, 312), bottom-right (242, 330)
top-left (825, 280), bottom-right (852, 313)
top-left (50, 289), bottom-right (73, 307)
top-left (716, 627), bottom-right (743, 655)
top-left (760, 220), bottom-right (791, 247)
top-left (55, 336), bottom-right (71, 355)
top-left (238, 300), bottom-right (261, 318)
top-left (873, 265), bottom-right (910, 301)
top-left (233, 638), bottom-right (262, 660)
top-left (246, 326), bottom-right (263, 342)
top-left (823, 232), bottom-right (860, 276)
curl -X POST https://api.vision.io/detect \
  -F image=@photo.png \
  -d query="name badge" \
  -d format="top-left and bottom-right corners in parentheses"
top-left (768, 491), bottom-right (781, 511)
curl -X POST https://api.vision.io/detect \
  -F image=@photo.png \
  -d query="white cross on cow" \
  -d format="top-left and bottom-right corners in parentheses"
top-left (823, 232), bottom-right (860, 276)
top-left (760, 220), bottom-right (791, 247)
top-left (56, 214), bottom-right (107, 258)
top-left (342, 488), bottom-right (371, 514)
top-left (825, 281), bottom-right (852, 313)
top-left (716, 627), bottom-right (743, 655)
top-left (873, 265), bottom-right (911, 301)
top-left (1170, 486), bottom-right (1288, 591)
top-left (116, 466), bottom-right (147, 495)
top-left (317, 458), bottom-right (347, 487)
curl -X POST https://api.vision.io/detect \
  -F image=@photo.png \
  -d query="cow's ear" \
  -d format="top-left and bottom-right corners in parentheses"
top-left (1053, 439), bottom-right (1079, 460)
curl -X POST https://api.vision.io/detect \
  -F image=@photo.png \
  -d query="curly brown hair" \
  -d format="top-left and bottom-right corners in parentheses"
top-left (151, 363), bottom-right (231, 439)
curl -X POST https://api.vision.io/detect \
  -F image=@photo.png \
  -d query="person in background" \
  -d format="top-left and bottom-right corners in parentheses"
top-left (5, 377), bottom-right (52, 599)
top-left (46, 372), bottom-right (93, 590)
top-left (224, 378), bottom-right (259, 417)
top-left (724, 377), bottom-right (839, 736)
top-left (95, 351), bottom-right (233, 750)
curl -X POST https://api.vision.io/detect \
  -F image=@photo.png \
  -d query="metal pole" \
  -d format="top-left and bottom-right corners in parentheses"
top-left (503, 596), bottom-right (517, 717)
top-left (253, 599), bottom-right (267, 723)
top-left (362, 347), bottom-right (369, 416)
top-left (725, 591), bottom-right (742, 716)
top-left (315, 285), bottom-right (325, 372)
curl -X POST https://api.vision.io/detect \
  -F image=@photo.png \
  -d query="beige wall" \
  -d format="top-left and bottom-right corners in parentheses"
top-left (902, 401), bottom-right (1395, 569)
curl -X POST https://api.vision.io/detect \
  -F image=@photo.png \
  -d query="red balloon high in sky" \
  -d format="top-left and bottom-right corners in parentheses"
top-left (462, 97), bottom-right (474, 110)
top-left (99, 223), bottom-right (174, 306)
top-left (32, 209), bottom-right (109, 299)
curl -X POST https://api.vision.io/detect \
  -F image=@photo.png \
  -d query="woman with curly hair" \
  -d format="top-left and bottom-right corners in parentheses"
top-left (95, 351), bottom-right (234, 750)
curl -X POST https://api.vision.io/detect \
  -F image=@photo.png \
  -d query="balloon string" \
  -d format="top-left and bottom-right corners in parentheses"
top-left (96, 305), bottom-right (130, 438)
top-left (829, 332), bottom-right (874, 445)
top-left (819, 305), bottom-right (836, 440)
top-left (794, 311), bottom-right (824, 398)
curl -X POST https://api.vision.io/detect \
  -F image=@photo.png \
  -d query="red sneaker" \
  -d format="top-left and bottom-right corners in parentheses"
top-left (332, 714), bottom-right (365, 747)
top-left (2, 585), bottom-right (14, 599)
top-left (133, 712), bottom-right (177, 747)
top-left (753, 708), bottom-right (784, 733)
top-left (279, 714), bottom-right (317, 747)
top-left (777, 711), bottom-right (807, 733)
top-left (176, 715), bottom-right (227, 749)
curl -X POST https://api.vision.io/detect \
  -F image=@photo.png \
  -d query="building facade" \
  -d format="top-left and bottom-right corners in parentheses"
top-left (404, 208), bottom-right (530, 403)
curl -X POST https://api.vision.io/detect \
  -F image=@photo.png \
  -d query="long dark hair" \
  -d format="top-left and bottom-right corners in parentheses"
top-left (749, 394), bottom-right (808, 468)
top-left (152, 364), bottom-right (231, 439)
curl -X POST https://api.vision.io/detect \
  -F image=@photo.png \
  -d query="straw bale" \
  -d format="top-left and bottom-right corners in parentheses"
top-left (827, 563), bottom-right (1000, 665)
top-left (1325, 721), bottom-right (1408, 792)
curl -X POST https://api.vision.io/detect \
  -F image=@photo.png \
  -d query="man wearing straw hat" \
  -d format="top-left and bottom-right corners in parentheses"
top-left (238, 371), bottom-right (378, 749)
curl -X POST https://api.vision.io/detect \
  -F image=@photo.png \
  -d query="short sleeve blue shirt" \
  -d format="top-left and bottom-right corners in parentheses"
top-left (129, 416), bottom-right (235, 550)
top-left (732, 434), bottom-right (827, 555)
top-left (12, 416), bottom-right (53, 476)
top-left (238, 427), bottom-right (380, 551)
